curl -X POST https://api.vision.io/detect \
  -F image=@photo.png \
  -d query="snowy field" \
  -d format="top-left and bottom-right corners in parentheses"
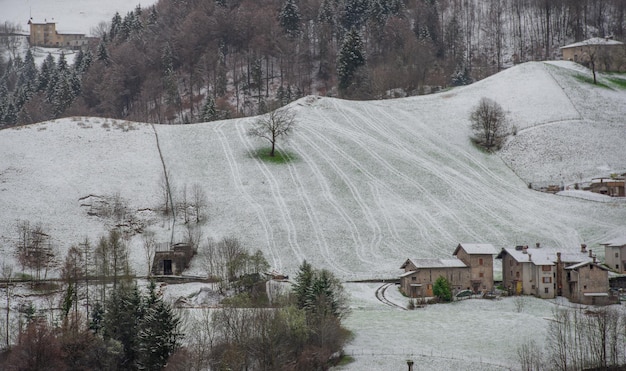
top-left (1, 62), bottom-right (626, 369)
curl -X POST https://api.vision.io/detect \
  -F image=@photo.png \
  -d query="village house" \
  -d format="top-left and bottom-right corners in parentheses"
top-left (588, 176), bottom-right (625, 197)
top-left (28, 18), bottom-right (89, 49)
top-left (497, 243), bottom-right (613, 305)
top-left (560, 37), bottom-right (625, 72)
top-left (399, 243), bottom-right (497, 298)
top-left (602, 237), bottom-right (626, 273)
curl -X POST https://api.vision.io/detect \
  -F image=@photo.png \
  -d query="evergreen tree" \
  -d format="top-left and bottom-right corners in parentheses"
top-left (279, 0), bottom-right (302, 37)
top-left (110, 12), bottom-right (122, 41)
top-left (73, 49), bottom-right (84, 73)
top-left (3, 101), bottom-right (17, 126)
top-left (38, 53), bottom-right (57, 92)
top-left (136, 281), bottom-right (181, 370)
top-left (337, 28), bottom-right (366, 92)
top-left (340, 0), bottom-right (369, 30)
top-left (103, 283), bottom-right (143, 368)
top-left (57, 52), bottom-right (69, 76)
top-left (80, 49), bottom-right (93, 73)
top-left (0, 80), bottom-right (8, 125)
top-left (305, 269), bottom-right (338, 317)
top-left (89, 301), bottom-right (104, 334)
top-left (131, 5), bottom-right (144, 34)
top-left (97, 41), bottom-right (110, 65)
top-left (433, 276), bottom-right (452, 302)
top-left (293, 260), bottom-right (314, 309)
top-left (147, 5), bottom-right (158, 26)
top-left (200, 95), bottom-right (217, 122)
top-left (318, 0), bottom-right (334, 24)
top-left (19, 49), bottom-right (38, 93)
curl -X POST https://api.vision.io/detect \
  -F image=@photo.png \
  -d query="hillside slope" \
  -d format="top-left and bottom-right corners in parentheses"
top-left (0, 62), bottom-right (624, 280)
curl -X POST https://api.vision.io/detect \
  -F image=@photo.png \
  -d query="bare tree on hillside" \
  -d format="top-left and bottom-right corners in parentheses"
top-left (191, 184), bottom-right (208, 223)
top-left (142, 230), bottom-right (156, 277)
top-left (469, 97), bottom-right (510, 150)
top-left (247, 105), bottom-right (295, 157)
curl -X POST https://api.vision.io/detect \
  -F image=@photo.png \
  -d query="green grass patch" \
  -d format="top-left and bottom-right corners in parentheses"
top-left (250, 147), bottom-right (298, 164)
top-left (574, 74), bottom-right (611, 88)
top-left (336, 354), bottom-right (355, 366)
top-left (607, 77), bottom-right (626, 89)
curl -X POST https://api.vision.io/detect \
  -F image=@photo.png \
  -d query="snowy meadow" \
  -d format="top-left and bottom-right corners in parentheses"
top-left (0, 62), bottom-right (625, 369)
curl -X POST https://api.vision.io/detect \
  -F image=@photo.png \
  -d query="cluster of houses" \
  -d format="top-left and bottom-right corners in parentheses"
top-left (400, 240), bottom-right (626, 306)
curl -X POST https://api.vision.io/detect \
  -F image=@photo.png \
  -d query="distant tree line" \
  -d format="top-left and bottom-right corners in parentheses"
top-left (1, 0), bottom-right (626, 126)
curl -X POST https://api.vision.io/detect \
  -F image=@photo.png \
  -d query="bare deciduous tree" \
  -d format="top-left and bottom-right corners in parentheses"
top-left (142, 230), bottom-right (156, 277)
top-left (469, 97), bottom-right (509, 150)
top-left (191, 184), bottom-right (208, 224)
top-left (247, 105), bottom-right (295, 157)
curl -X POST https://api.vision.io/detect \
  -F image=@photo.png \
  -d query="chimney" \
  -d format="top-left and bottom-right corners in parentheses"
top-left (593, 256), bottom-right (597, 264)
top-left (522, 246), bottom-right (528, 254)
top-left (536, 242), bottom-right (541, 248)
top-left (581, 244), bottom-right (587, 253)
top-left (528, 253), bottom-right (532, 262)
top-left (589, 249), bottom-right (593, 258)
top-left (407, 360), bottom-right (414, 371)
top-left (557, 252), bottom-right (562, 263)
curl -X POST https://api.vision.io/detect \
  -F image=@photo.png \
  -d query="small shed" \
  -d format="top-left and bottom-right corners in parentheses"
top-left (152, 243), bottom-right (195, 276)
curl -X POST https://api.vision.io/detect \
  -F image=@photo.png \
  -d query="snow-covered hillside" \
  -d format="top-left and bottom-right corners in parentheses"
top-left (1, 61), bottom-right (625, 282)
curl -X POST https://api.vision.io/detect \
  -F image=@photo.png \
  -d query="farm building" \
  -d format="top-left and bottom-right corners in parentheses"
top-left (399, 243), bottom-right (497, 298)
top-left (560, 37), bottom-right (625, 72)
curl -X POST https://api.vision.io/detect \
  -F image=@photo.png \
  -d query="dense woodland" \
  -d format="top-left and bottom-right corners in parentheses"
top-left (1, 0), bottom-right (626, 125)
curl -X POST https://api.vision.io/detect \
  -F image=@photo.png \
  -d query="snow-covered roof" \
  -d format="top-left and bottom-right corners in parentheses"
top-left (497, 246), bottom-right (592, 266)
top-left (454, 243), bottom-right (498, 255)
top-left (565, 261), bottom-right (609, 271)
top-left (561, 37), bottom-right (624, 49)
top-left (601, 237), bottom-right (626, 247)
top-left (404, 258), bottom-right (467, 269)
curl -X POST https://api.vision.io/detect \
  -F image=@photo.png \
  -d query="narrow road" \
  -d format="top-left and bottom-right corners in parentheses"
top-left (375, 283), bottom-right (407, 311)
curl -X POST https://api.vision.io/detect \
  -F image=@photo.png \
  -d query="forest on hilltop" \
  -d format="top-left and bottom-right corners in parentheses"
top-left (1, 0), bottom-right (626, 126)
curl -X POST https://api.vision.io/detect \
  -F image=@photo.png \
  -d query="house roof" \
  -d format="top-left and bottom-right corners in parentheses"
top-left (565, 261), bottom-right (609, 271)
top-left (497, 247), bottom-right (592, 266)
top-left (453, 243), bottom-right (498, 256)
top-left (561, 37), bottom-right (624, 49)
top-left (601, 237), bottom-right (626, 247)
top-left (401, 258), bottom-right (467, 270)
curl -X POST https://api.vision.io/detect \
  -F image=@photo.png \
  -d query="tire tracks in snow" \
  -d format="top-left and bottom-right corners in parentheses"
top-left (375, 283), bottom-right (406, 311)
top-left (234, 120), bottom-right (307, 267)
top-left (213, 121), bottom-right (281, 270)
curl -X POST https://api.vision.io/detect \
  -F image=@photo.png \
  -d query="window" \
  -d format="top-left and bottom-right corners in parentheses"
top-left (616, 252), bottom-right (619, 258)
top-left (542, 277), bottom-right (552, 284)
top-left (411, 276), bottom-right (416, 281)
top-left (479, 258), bottom-right (483, 266)
top-left (545, 287), bottom-right (549, 294)
top-left (479, 272), bottom-right (484, 278)
top-left (516, 271), bottom-right (520, 278)
top-left (542, 265), bottom-right (551, 272)
top-left (617, 265), bottom-right (620, 270)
